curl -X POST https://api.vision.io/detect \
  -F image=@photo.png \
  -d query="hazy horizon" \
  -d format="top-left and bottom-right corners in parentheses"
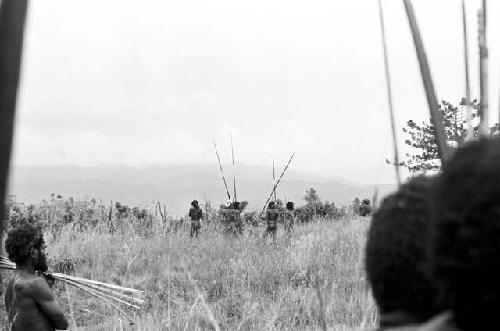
top-left (11, 0), bottom-right (500, 185)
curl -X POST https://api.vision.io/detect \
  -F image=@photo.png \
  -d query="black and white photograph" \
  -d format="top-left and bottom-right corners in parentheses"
top-left (0, 0), bottom-right (499, 330)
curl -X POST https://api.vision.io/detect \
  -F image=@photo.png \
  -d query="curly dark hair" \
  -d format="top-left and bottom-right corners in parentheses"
top-left (286, 202), bottom-right (294, 210)
top-left (5, 224), bottom-right (45, 263)
top-left (431, 137), bottom-right (500, 330)
top-left (365, 175), bottom-right (441, 321)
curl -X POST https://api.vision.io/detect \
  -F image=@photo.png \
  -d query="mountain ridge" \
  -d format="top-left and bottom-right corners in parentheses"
top-left (8, 164), bottom-right (396, 216)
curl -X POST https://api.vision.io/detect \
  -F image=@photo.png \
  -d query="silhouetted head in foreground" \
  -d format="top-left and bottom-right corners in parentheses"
top-left (268, 201), bottom-right (276, 209)
top-left (366, 175), bottom-right (441, 328)
top-left (5, 224), bottom-right (48, 272)
top-left (286, 201), bottom-right (294, 210)
top-left (431, 137), bottom-right (500, 331)
top-left (191, 200), bottom-right (199, 207)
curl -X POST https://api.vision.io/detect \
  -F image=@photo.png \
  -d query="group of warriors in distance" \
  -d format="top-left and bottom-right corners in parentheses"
top-left (188, 199), bottom-right (296, 240)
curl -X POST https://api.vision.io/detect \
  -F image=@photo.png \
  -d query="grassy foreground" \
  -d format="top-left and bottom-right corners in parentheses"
top-left (1, 217), bottom-right (377, 330)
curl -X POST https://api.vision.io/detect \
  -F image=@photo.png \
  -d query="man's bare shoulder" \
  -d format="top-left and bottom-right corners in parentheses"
top-left (14, 274), bottom-right (53, 300)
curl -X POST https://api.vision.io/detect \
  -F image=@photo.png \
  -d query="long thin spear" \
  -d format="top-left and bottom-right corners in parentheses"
top-left (478, 1), bottom-right (489, 136)
top-left (461, 0), bottom-right (473, 141)
top-left (260, 153), bottom-right (295, 215)
top-left (0, 0), bottom-right (29, 255)
top-left (402, 0), bottom-right (451, 162)
top-left (212, 140), bottom-right (231, 201)
top-left (272, 160), bottom-right (277, 201)
top-left (230, 133), bottom-right (237, 202)
top-left (378, 0), bottom-right (401, 186)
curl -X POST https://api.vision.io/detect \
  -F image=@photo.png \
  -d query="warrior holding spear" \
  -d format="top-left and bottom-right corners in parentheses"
top-left (261, 153), bottom-right (295, 241)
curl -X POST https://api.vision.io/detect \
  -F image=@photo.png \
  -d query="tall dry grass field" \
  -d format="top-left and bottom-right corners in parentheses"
top-left (0, 217), bottom-right (377, 330)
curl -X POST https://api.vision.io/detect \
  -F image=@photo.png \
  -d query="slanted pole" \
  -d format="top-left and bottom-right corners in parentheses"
top-left (212, 140), bottom-right (231, 201)
top-left (272, 160), bottom-right (277, 201)
top-left (230, 133), bottom-right (237, 202)
top-left (461, 0), bottom-right (473, 141)
top-left (478, 1), bottom-right (489, 137)
top-left (402, 0), bottom-right (451, 162)
top-left (378, 0), bottom-right (401, 186)
top-left (260, 153), bottom-right (295, 216)
top-left (0, 0), bottom-right (29, 254)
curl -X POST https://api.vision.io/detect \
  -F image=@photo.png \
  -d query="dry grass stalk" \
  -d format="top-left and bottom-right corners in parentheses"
top-left (314, 281), bottom-right (328, 331)
top-left (64, 282), bottom-right (78, 330)
top-left (180, 258), bottom-right (221, 331)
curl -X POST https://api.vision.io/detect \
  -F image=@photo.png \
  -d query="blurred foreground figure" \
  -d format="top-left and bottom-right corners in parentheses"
top-left (188, 200), bottom-right (203, 238)
top-left (4, 224), bottom-right (68, 331)
top-left (366, 176), bottom-right (443, 330)
top-left (429, 137), bottom-right (500, 331)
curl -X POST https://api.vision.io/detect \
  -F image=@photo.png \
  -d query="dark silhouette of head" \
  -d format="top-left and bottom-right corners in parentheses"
top-left (268, 201), bottom-right (276, 209)
top-left (5, 224), bottom-right (48, 272)
top-left (233, 201), bottom-right (240, 210)
top-left (286, 202), bottom-right (294, 210)
top-left (366, 175), bottom-right (441, 323)
top-left (431, 137), bottom-right (500, 330)
top-left (191, 200), bottom-right (199, 207)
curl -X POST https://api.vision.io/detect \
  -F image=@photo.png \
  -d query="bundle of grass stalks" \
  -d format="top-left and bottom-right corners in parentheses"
top-left (0, 256), bottom-right (145, 323)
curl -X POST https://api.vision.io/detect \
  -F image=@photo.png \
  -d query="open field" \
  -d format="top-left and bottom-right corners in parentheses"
top-left (1, 216), bottom-right (377, 330)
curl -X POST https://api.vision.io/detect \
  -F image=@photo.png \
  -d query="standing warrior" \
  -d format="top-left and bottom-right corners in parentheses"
top-left (221, 201), bottom-right (242, 236)
top-left (284, 201), bottom-right (295, 237)
top-left (263, 201), bottom-right (279, 241)
top-left (4, 224), bottom-right (69, 331)
top-left (188, 200), bottom-right (203, 238)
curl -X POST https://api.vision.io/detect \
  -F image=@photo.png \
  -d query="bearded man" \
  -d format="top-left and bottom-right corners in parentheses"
top-left (4, 224), bottom-right (69, 331)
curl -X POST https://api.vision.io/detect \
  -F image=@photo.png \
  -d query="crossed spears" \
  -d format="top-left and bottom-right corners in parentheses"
top-left (212, 139), bottom-right (294, 215)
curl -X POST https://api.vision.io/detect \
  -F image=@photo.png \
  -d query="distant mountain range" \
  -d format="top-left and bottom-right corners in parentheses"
top-left (8, 164), bottom-right (396, 216)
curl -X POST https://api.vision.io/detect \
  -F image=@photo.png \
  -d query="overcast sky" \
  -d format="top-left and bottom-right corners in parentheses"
top-left (11, 0), bottom-right (500, 184)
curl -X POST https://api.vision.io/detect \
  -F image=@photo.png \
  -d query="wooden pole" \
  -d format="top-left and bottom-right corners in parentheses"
top-left (230, 133), bottom-right (237, 202)
top-left (461, 0), bottom-right (473, 141)
top-left (478, 1), bottom-right (489, 136)
top-left (260, 153), bottom-right (295, 216)
top-left (402, 0), bottom-right (451, 162)
top-left (212, 140), bottom-right (231, 201)
top-left (0, 0), bottom-right (29, 254)
top-left (378, 0), bottom-right (401, 186)
top-left (272, 160), bottom-right (277, 201)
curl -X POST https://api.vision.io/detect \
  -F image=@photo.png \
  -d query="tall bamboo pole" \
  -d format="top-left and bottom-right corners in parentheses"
top-left (402, 0), bottom-right (451, 162)
top-left (461, 0), bottom-right (473, 141)
top-left (478, 1), bottom-right (489, 136)
top-left (272, 160), bottom-right (277, 201)
top-left (378, 0), bottom-right (401, 186)
top-left (0, 0), bottom-right (29, 255)
top-left (212, 140), bottom-right (231, 201)
top-left (260, 153), bottom-right (295, 216)
top-left (230, 133), bottom-right (237, 202)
